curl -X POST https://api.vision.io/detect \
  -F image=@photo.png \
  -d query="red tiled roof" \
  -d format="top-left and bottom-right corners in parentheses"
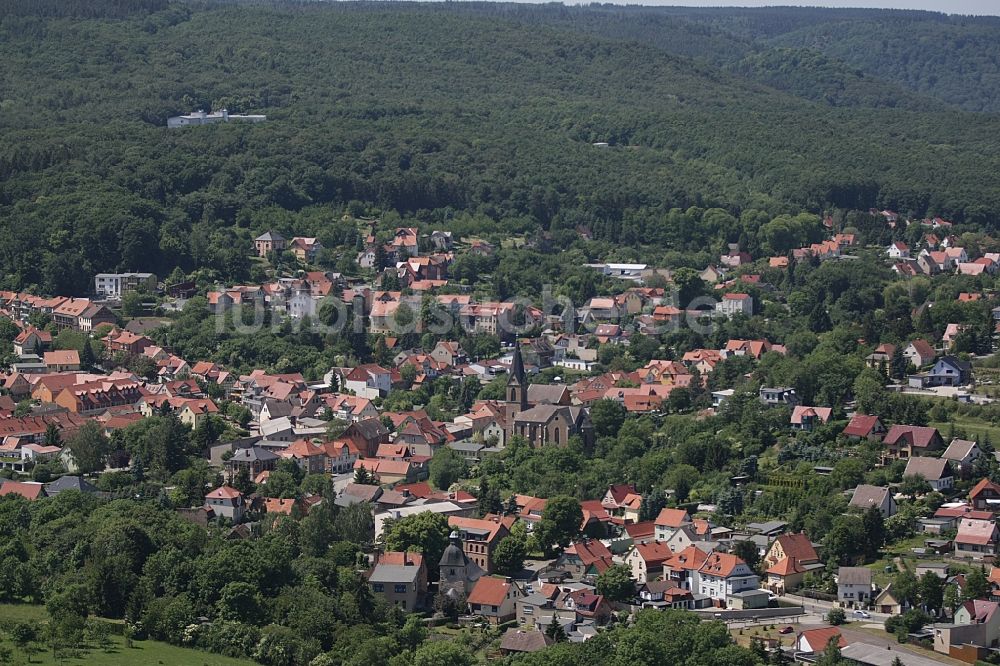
top-left (467, 576), bottom-right (510, 606)
top-left (699, 552), bottom-right (748, 578)
top-left (654, 508), bottom-right (690, 529)
top-left (842, 414), bottom-right (882, 438)
top-left (206, 485), bottom-right (242, 500)
top-left (798, 627), bottom-right (846, 651)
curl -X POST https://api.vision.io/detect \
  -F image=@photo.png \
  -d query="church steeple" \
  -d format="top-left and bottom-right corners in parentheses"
top-left (506, 343), bottom-right (528, 412)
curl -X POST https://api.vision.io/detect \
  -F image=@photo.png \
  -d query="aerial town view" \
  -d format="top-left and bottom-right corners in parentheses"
top-left (2, 0), bottom-right (1000, 664)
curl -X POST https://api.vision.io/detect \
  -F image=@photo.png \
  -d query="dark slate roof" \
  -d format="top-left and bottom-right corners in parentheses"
top-left (44, 475), bottom-right (98, 496)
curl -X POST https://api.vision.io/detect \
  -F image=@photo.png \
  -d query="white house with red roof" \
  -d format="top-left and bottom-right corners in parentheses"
top-left (797, 627), bottom-right (846, 653)
top-left (654, 508), bottom-right (692, 541)
top-left (716, 293), bottom-right (753, 318)
top-left (467, 576), bottom-right (520, 624)
top-left (886, 241), bottom-right (910, 259)
top-left (698, 552), bottom-right (759, 603)
top-left (343, 364), bottom-right (392, 399)
top-left (204, 485), bottom-right (245, 522)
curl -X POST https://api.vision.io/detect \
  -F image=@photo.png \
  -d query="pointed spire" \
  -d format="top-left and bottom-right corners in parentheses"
top-left (510, 344), bottom-right (525, 384)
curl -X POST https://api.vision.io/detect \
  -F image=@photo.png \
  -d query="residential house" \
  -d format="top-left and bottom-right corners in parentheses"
top-left (343, 364), bottom-right (392, 399)
top-left (663, 544), bottom-right (711, 591)
top-left (13, 328), bottom-right (51, 357)
top-left (955, 519), bottom-right (999, 559)
top-left (0, 480), bottom-right (47, 500)
top-left (842, 415), bottom-right (887, 441)
top-left (323, 439), bottom-right (360, 474)
top-left (467, 576), bottom-right (520, 624)
top-left (104, 330), bottom-right (153, 356)
top-left (764, 533), bottom-right (819, 569)
top-left (882, 425), bottom-right (943, 459)
top-left (637, 581), bottom-right (694, 610)
top-left (499, 629), bottom-right (552, 656)
top-left (626, 541), bottom-right (674, 584)
top-left (93, 272), bottom-right (157, 299)
top-left (849, 485), bottom-right (897, 518)
top-left (342, 419), bottom-right (390, 457)
top-left (601, 483), bottom-right (639, 512)
top-left (698, 553), bottom-right (759, 604)
top-left (837, 567), bottom-right (873, 606)
top-left (43, 350), bottom-right (80, 373)
top-left (887, 242), bottom-right (910, 259)
top-left (971, 479), bottom-right (1000, 512)
top-left (448, 515), bottom-right (514, 574)
top-left (759, 386), bottom-right (799, 407)
top-left (204, 486), bottom-right (246, 522)
top-left (654, 508), bottom-right (692, 541)
top-left (716, 293), bottom-right (753, 318)
top-left (797, 627), bottom-right (846, 653)
top-left (225, 446), bottom-right (279, 482)
top-left (865, 343), bottom-right (896, 373)
top-left (368, 551), bottom-right (427, 611)
top-left (908, 355), bottom-right (972, 388)
top-left (934, 599), bottom-right (1000, 655)
top-left (254, 231), bottom-right (286, 257)
top-left (904, 457), bottom-right (954, 491)
top-left (289, 237), bottom-right (323, 262)
top-left (790, 406), bottom-right (833, 432)
top-left (904, 339), bottom-right (937, 367)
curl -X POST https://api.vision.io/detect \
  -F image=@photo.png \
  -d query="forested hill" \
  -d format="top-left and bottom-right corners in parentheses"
top-left (445, 3), bottom-right (1000, 113)
top-left (1, 0), bottom-right (1000, 294)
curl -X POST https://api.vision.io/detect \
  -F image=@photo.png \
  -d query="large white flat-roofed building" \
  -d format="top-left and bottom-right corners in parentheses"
top-left (94, 272), bottom-right (157, 299)
top-left (167, 109), bottom-right (266, 128)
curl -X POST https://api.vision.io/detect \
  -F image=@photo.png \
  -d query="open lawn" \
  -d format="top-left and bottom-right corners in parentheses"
top-left (0, 605), bottom-right (255, 666)
top-left (930, 415), bottom-right (1000, 443)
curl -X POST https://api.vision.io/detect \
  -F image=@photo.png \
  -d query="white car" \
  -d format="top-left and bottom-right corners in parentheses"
top-left (852, 609), bottom-right (871, 619)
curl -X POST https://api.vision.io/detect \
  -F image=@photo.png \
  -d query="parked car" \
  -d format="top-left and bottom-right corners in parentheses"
top-left (852, 609), bottom-right (871, 619)
top-left (778, 626), bottom-right (794, 635)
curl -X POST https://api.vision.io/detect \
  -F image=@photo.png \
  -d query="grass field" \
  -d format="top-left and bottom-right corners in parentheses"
top-left (930, 414), bottom-right (1000, 443)
top-left (0, 604), bottom-right (255, 666)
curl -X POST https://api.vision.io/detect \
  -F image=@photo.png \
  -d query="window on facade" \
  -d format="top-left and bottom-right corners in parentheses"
top-left (394, 584), bottom-right (407, 594)
top-left (523, 607), bottom-right (533, 614)
top-left (373, 584), bottom-right (384, 593)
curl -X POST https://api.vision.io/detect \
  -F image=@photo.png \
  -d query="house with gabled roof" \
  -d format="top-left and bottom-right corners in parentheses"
top-left (904, 339), bottom-right (937, 368)
top-left (942, 439), bottom-right (981, 478)
top-left (842, 414), bottom-right (886, 441)
top-left (698, 552), bottom-right (758, 604)
top-left (204, 485), bottom-right (245, 522)
top-left (955, 518), bottom-right (999, 559)
top-left (790, 406), bottom-right (832, 432)
top-left (626, 541), bottom-right (673, 584)
top-left (883, 425), bottom-right (943, 459)
top-left (0, 480), bottom-right (47, 500)
top-left (467, 576), bottom-right (520, 624)
top-left (904, 457), bottom-right (954, 491)
top-left (368, 551), bottom-right (427, 611)
top-left (972, 479), bottom-right (1000, 512)
top-left (837, 567), bottom-right (873, 605)
top-left (850, 484), bottom-right (897, 518)
top-left (764, 533), bottom-right (819, 568)
top-left (797, 627), bottom-right (846, 653)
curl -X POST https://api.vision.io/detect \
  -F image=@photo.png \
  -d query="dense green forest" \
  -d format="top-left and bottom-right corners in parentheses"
top-left (1, 1), bottom-right (1000, 294)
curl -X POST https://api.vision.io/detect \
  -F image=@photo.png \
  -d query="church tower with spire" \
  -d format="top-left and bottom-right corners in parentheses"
top-left (506, 343), bottom-right (528, 413)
